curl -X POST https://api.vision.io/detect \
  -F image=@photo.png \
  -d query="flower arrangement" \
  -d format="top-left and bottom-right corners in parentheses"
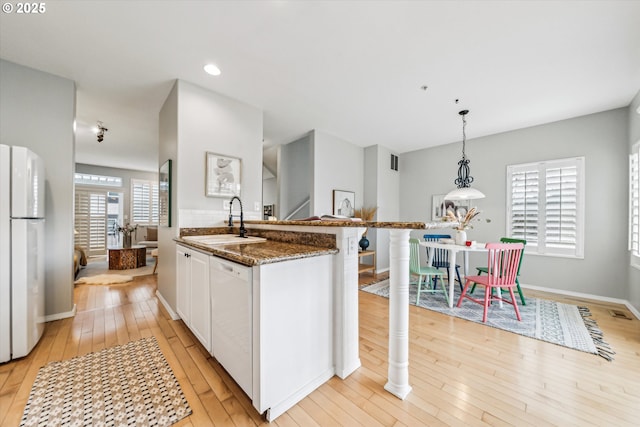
top-left (446, 206), bottom-right (481, 231)
top-left (354, 206), bottom-right (378, 236)
top-left (115, 222), bottom-right (138, 237)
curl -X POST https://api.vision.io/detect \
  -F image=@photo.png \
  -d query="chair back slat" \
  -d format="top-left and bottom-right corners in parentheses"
top-left (485, 243), bottom-right (524, 287)
top-left (423, 234), bottom-right (451, 266)
top-left (500, 237), bottom-right (526, 276)
top-left (409, 238), bottom-right (421, 274)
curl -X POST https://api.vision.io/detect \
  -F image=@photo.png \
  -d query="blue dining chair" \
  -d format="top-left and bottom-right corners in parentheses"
top-left (423, 234), bottom-right (463, 291)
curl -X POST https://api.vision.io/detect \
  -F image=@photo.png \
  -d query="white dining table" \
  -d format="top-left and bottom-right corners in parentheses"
top-left (419, 240), bottom-right (488, 308)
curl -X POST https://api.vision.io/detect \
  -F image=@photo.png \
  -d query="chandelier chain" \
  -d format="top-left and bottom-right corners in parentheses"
top-left (461, 113), bottom-right (467, 160)
top-left (454, 110), bottom-right (473, 188)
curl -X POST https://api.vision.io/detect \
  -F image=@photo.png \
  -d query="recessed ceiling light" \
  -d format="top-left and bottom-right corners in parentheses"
top-left (204, 64), bottom-right (221, 76)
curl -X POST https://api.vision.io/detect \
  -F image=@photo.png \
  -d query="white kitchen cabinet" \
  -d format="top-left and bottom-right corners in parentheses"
top-left (176, 244), bottom-right (211, 352)
top-left (177, 240), bottom-right (335, 422)
top-left (252, 254), bottom-right (334, 421)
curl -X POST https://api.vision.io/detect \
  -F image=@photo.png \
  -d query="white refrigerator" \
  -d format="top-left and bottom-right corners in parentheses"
top-left (0, 144), bottom-right (46, 363)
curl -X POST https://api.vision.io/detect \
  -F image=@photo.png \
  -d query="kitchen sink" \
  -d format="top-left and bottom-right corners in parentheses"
top-left (182, 234), bottom-right (266, 245)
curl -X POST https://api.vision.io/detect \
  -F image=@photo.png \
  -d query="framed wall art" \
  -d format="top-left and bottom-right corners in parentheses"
top-left (206, 152), bottom-right (241, 197)
top-left (332, 190), bottom-right (355, 217)
top-left (432, 194), bottom-right (471, 221)
top-left (159, 159), bottom-right (172, 227)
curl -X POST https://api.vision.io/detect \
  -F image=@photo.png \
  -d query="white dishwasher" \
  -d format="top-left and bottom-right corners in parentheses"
top-left (210, 257), bottom-right (253, 398)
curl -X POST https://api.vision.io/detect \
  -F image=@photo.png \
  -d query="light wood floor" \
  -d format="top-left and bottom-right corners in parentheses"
top-left (1, 272), bottom-right (639, 426)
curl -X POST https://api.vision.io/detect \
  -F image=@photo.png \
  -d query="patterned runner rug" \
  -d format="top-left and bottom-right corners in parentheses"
top-left (20, 337), bottom-right (192, 427)
top-left (361, 280), bottom-right (614, 361)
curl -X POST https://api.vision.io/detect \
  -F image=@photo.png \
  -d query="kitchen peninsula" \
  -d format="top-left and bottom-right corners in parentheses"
top-left (175, 219), bottom-right (453, 421)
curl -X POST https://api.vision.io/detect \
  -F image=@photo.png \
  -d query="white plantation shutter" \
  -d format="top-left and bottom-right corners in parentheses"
top-left (75, 190), bottom-right (108, 256)
top-left (630, 143), bottom-right (640, 267)
top-left (507, 157), bottom-right (584, 258)
top-left (131, 179), bottom-right (159, 225)
top-left (509, 168), bottom-right (539, 243)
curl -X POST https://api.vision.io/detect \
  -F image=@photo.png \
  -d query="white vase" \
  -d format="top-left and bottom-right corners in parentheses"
top-left (455, 230), bottom-right (467, 245)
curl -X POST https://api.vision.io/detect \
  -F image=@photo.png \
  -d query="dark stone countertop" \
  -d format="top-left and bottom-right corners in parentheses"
top-left (245, 219), bottom-right (437, 229)
top-left (174, 236), bottom-right (338, 267)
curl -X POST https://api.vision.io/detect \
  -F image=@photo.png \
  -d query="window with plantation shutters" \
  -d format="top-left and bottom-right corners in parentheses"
top-left (507, 157), bottom-right (585, 258)
top-left (630, 143), bottom-right (640, 268)
top-left (131, 179), bottom-right (159, 225)
top-left (74, 189), bottom-right (108, 256)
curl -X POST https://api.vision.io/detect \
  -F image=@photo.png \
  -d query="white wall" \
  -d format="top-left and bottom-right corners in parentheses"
top-left (628, 91), bottom-right (640, 312)
top-left (0, 59), bottom-right (76, 317)
top-left (177, 80), bottom-right (263, 221)
top-left (157, 80), bottom-right (263, 312)
top-left (312, 130), bottom-right (364, 215)
top-left (363, 145), bottom-right (400, 271)
top-left (401, 108), bottom-right (629, 299)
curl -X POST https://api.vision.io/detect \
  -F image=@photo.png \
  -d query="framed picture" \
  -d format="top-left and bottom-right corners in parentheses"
top-left (333, 190), bottom-right (355, 217)
top-left (159, 159), bottom-right (172, 227)
top-left (206, 152), bottom-right (241, 197)
top-left (432, 194), bottom-right (472, 221)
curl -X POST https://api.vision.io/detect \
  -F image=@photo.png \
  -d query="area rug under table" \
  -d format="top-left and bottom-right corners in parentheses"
top-left (20, 336), bottom-right (192, 427)
top-left (361, 280), bottom-right (614, 361)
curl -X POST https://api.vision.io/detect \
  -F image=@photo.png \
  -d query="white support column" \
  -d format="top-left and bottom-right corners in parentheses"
top-left (333, 227), bottom-right (363, 379)
top-left (384, 228), bottom-right (412, 399)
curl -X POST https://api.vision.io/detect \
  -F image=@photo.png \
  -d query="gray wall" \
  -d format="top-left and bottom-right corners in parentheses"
top-left (157, 80), bottom-right (263, 312)
top-left (0, 59), bottom-right (76, 317)
top-left (278, 134), bottom-right (312, 219)
top-left (401, 108), bottom-right (630, 299)
top-left (75, 163), bottom-right (158, 245)
top-left (158, 82), bottom-right (179, 312)
top-left (629, 91), bottom-right (640, 312)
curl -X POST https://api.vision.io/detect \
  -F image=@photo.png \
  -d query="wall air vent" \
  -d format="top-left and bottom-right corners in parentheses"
top-left (390, 154), bottom-right (399, 171)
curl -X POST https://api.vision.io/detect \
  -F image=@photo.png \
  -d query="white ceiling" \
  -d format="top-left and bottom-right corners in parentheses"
top-left (1, 1), bottom-right (639, 172)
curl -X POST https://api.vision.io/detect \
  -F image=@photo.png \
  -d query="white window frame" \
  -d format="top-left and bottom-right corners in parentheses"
top-left (74, 173), bottom-right (122, 187)
top-left (630, 142), bottom-right (640, 269)
top-left (506, 157), bottom-right (585, 259)
top-left (130, 178), bottom-right (159, 226)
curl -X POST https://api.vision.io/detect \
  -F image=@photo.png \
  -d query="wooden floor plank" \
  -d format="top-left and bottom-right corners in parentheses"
top-left (1, 273), bottom-right (639, 426)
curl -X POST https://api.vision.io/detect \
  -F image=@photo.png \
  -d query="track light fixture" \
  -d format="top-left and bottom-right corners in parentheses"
top-left (96, 121), bottom-right (108, 143)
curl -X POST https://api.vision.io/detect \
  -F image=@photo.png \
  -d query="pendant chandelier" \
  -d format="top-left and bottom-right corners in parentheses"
top-left (444, 110), bottom-right (485, 200)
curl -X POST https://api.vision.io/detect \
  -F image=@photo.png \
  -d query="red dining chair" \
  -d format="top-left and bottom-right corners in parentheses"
top-left (456, 242), bottom-right (524, 323)
top-left (470, 237), bottom-right (527, 305)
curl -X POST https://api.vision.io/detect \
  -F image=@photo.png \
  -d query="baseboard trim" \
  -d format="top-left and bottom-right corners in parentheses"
top-left (521, 283), bottom-right (640, 320)
top-left (156, 290), bottom-right (180, 320)
top-left (45, 304), bottom-right (77, 322)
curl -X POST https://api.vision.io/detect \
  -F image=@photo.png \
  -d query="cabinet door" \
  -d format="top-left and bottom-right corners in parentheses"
top-left (189, 250), bottom-right (211, 352)
top-left (176, 245), bottom-right (190, 322)
top-left (210, 258), bottom-right (252, 397)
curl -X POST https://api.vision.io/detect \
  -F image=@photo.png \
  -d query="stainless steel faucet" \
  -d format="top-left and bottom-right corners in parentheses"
top-left (228, 196), bottom-right (247, 238)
